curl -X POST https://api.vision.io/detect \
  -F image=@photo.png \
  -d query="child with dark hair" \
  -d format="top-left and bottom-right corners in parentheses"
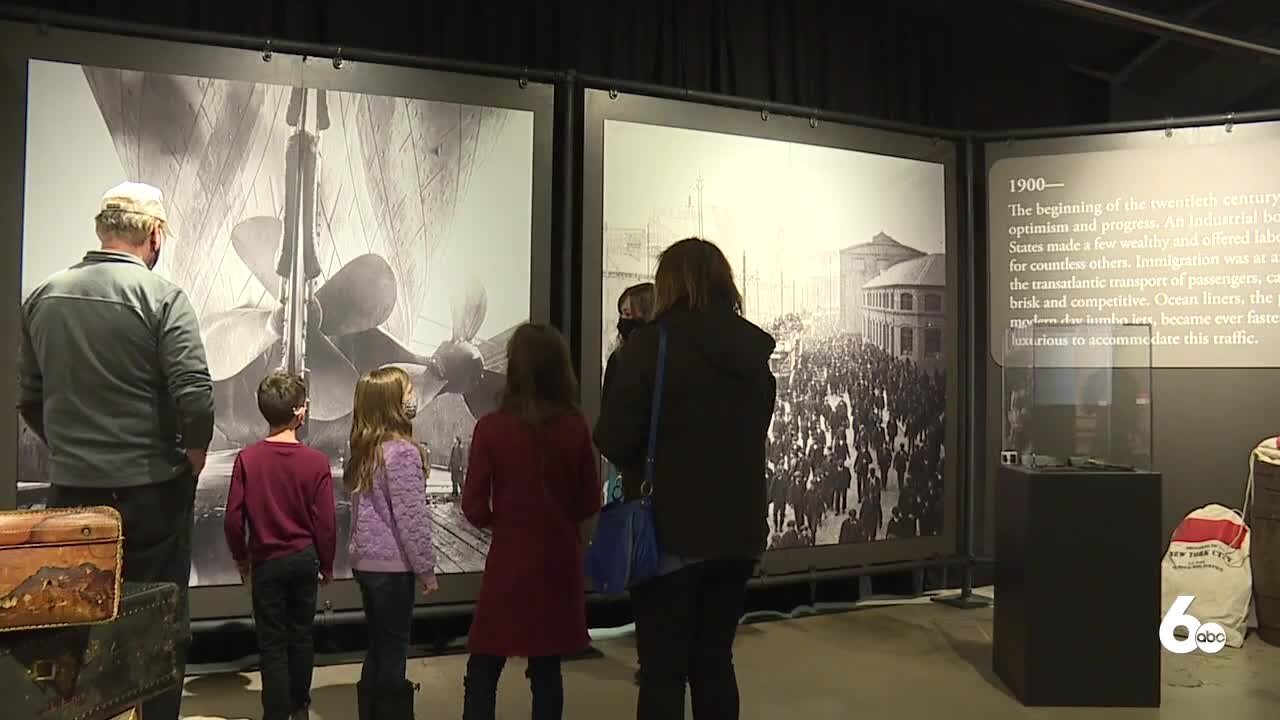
top-left (225, 371), bottom-right (336, 720)
top-left (461, 323), bottom-right (601, 720)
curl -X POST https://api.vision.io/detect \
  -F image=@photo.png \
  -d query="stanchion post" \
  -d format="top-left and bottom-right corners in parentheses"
top-left (935, 137), bottom-right (992, 609)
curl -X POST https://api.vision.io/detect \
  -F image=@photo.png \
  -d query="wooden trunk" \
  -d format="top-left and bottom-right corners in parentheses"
top-left (0, 582), bottom-right (180, 720)
top-left (1250, 459), bottom-right (1280, 646)
top-left (0, 507), bottom-right (123, 632)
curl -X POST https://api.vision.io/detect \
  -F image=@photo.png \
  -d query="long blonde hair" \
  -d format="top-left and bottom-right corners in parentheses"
top-left (345, 366), bottom-right (423, 494)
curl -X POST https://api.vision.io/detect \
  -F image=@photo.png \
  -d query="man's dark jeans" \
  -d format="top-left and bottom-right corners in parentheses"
top-left (50, 473), bottom-right (197, 720)
top-left (354, 570), bottom-right (416, 687)
top-left (631, 556), bottom-right (756, 720)
top-left (252, 546), bottom-right (320, 720)
top-left (463, 655), bottom-right (562, 720)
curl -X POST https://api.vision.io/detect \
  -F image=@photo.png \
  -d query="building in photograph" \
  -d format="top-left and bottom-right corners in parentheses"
top-left (604, 223), bottom-right (658, 280)
top-left (838, 231), bottom-right (925, 334)
top-left (861, 253), bottom-right (946, 371)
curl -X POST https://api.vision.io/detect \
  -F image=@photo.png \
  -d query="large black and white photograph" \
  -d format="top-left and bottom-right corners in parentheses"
top-left (17, 59), bottom-right (535, 586)
top-left (601, 119), bottom-right (948, 549)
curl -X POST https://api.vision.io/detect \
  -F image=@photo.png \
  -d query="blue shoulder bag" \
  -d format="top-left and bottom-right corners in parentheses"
top-left (585, 325), bottom-right (668, 594)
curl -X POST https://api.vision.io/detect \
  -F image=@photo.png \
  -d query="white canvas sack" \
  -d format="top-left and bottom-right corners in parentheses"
top-left (1160, 503), bottom-right (1251, 648)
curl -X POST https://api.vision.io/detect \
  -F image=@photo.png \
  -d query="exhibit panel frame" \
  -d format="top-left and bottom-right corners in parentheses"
top-left (978, 112), bottom-right (1280, 555)
top-left (0, 20), bottom-right (556, 620)
top-left (984, 117), bottom-right (1280, 370)
top-left (0, 20), bottom-right (305, 514)
top-left (580, 87), bottom-right (963, 575)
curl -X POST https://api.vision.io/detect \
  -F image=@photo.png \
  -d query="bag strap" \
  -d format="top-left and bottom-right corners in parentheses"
top-left (1243, 461), bottom-right (1255, 525)
top-left (1245, 446), bottom-right (1262, 523)
top-left (641, 325), bottom-right (669, 497)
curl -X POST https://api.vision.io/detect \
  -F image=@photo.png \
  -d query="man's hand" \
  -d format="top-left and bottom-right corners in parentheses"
top-left (237, 562), bottom-right (251, 584)
top-left (319, 573), bottom-right (333, 586)
top-left (19, 406), bottom-right (47, 445)
top-left (186, 449), bottom-right (207, 478)
top-left (420, 575), bottom-right (439, 595)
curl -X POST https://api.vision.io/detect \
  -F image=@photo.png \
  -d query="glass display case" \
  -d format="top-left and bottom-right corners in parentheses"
top-left (1001, 322), bottom-right (1152, 470)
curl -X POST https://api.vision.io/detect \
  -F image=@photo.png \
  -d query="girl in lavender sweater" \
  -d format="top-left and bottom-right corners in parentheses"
top-left (346, 366), bottom-right (437, 720)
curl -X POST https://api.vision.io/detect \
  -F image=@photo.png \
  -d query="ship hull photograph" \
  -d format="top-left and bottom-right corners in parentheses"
top-left (16, 58), bottom-right (536, 586)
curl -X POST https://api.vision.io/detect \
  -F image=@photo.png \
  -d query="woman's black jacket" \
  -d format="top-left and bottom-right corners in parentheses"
top-left (594, 303), bottom-right (777, 559)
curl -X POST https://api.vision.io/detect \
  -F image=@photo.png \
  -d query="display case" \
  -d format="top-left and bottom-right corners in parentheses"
top-left (1001, 322), bottom-right (1152, 470)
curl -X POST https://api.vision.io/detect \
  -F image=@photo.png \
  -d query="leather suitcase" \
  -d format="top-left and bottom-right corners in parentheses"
top-left (0, 582), bottom-right (180, 720)
top-left (0, 507), bottom-right (123, 632)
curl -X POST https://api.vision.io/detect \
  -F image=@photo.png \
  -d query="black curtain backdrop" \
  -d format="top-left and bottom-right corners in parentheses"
top-left (2, 0), bottom-right (1112, 131)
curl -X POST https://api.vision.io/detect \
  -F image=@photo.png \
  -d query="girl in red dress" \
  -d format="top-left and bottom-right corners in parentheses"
top-left (461, 323), bottom-right (602, 720)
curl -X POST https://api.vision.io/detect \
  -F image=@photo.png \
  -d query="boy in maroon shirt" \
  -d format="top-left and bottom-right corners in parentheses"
top-left (224, 371), bottom-right (336, 720)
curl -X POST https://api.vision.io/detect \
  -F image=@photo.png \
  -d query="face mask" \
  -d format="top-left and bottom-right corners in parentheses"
top-left (403, 400), bottom-right (418, 420)
top-left (146, 239), bottom-right (161, 270)
top-left (617, 317), bottom-right (641, 339)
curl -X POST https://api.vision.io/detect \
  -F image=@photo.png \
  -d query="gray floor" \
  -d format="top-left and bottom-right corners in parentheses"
top-left (178, 593), bottom-right (1280, 719)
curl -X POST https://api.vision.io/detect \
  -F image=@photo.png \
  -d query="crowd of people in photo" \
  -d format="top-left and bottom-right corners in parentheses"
top-left (18, 181), bottom-right (777, 720)
top-left (763, 313), bottom-right (947, 551)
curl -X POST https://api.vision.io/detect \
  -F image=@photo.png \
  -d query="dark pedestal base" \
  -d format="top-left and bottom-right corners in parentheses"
top-left (932, 590), bottom-right (992, 609)
top-left (993, 465), bottom-right (1162, 707)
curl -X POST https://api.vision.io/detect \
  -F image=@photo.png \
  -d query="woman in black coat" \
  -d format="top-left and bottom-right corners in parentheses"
top-left (602, 282), bottom-right (655, 408)
top-left (601, 281), bottom-right (654, 687)
top-left (595, 237), bottom-right (777, 720)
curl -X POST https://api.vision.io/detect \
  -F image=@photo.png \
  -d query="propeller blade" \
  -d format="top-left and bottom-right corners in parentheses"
top-left (307, 333), bottom-right (359, 421)
top-left (463, 370), bottom-right (505, 419)
top-left (201, 307), bottom-right (280, 381)
top-left (316, 253), bottom-right (398, 336)
top-left (230, 216), bottom-right (285, 298)
top-left (475, 326), bottom-right (517, 372)
top-left (386, 362), bottom-right (449, 407)
top-left (451, 278), bottom-right (487, 342)
top-left (212, 353), bottom-right (274, 446)
top-left (331, 327), bottom-right (429, 375)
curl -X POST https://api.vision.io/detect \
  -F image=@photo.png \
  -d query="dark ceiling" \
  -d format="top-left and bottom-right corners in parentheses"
top-left (0, 0), bottom-right (1277, 129)
top-left (1005, 0), bottom-right (1280, 120)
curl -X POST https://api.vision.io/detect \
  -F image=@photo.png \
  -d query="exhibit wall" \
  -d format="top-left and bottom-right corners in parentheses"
top-left (580, 89), bottom-right (962, 574)
top-left (984, 119), bottom-right (1280, 543)
top-left (0, 21), bottom-right (555, 618)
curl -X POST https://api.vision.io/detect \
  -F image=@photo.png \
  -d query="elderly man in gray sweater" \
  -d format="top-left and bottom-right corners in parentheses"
top-left (18, 181), bottom-right (215, 720)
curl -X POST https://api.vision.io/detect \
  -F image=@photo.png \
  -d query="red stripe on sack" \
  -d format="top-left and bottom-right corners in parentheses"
top-left (1171, 517), bottom-right (1247, 549)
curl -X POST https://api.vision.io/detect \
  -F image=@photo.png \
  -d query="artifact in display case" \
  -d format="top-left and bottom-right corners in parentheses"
top-left (1001, 322), bottom-right (1152, 471)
